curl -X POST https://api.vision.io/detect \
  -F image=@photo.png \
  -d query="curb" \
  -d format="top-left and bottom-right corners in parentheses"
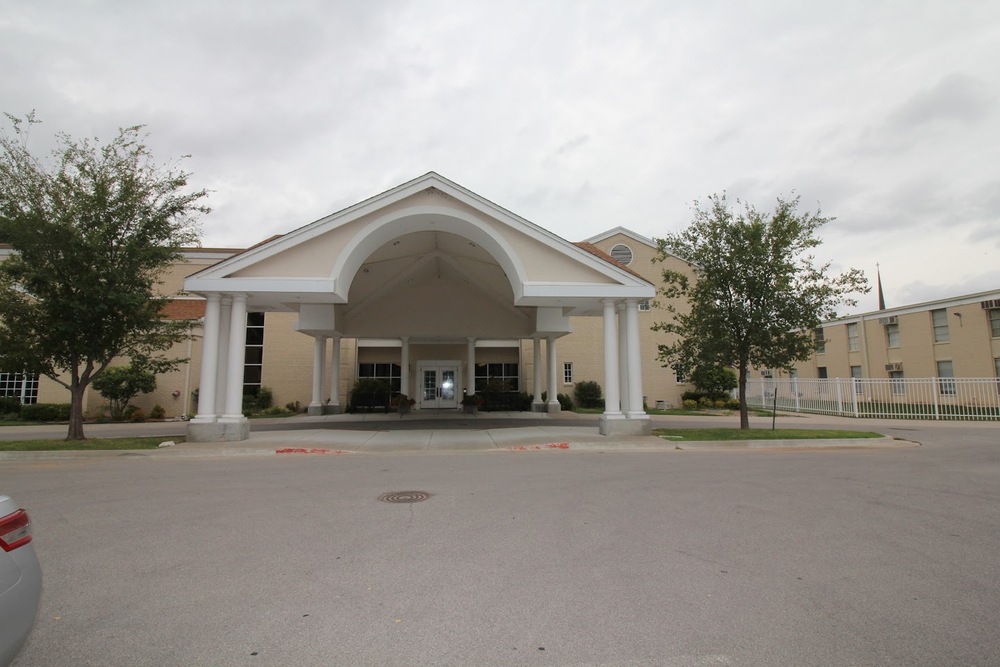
top-left (0, 436), bottom-right (914, 460)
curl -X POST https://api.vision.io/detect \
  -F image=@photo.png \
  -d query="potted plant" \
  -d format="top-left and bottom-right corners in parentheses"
top-left (391, 394), bottom-right (416, 414)
top-left (461, 393), bottom-right (483, 414)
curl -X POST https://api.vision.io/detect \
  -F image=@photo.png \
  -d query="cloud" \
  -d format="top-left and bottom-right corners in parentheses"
top-left (888, 73), bottom-right (993, 128)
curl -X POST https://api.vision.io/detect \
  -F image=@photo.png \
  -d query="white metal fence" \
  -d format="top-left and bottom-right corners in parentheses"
top-left (743, 377), bottom-right (1000, 421)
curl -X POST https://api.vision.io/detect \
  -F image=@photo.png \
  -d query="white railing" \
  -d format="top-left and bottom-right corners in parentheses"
top-left (743, 377), bottom-right (1000, 421)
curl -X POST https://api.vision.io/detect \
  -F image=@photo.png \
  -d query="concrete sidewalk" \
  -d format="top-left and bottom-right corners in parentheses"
top-left (0, 409), bottom-right (914, 459)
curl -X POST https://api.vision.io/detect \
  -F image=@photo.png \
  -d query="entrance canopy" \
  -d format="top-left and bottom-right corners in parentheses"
top-left (186, 172), bottom-right (652, 335)
top-left (184, 173), bottom-right (655, 440)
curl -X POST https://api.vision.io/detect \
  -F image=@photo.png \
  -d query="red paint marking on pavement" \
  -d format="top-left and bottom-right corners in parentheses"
top-left (508, 442), bottom-right (570, 451)
top-left (275, 447), bottom-right (350, 455)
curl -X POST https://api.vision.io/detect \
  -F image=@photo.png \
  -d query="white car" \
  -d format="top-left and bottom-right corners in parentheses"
top-left (0, 495), bottom-right (42, 667)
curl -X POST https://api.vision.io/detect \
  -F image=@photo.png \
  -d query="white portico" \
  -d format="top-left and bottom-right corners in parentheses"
top-left (184, 173), bottom-right (654, 441)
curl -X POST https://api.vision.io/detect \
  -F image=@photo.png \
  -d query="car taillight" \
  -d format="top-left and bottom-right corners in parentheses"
top-left (0, 509), bottom-right (32, 552)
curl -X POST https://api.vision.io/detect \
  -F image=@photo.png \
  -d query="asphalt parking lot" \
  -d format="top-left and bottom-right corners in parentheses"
top-left (3, 418), bottom-right (999, 666)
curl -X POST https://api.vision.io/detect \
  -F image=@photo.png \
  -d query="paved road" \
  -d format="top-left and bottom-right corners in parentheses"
top-left (3, 420), bottom-right (999, 666)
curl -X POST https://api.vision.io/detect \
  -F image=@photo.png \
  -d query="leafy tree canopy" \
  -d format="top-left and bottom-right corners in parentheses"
top-left (0, 112), bottom-right (209, 439)
top-left (653, 193), bottom-right (868, 429)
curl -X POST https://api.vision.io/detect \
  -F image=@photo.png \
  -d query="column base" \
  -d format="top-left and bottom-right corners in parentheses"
top-left (546, 401), bottom-right (561, 414)
top-left (599, 414), bottom-right (652, 436)
top-left (322, 404), bottom-right (343, 415)
top-left (307, 403), bottom-right (323, 416)
top-left (186, 419), bottom-right (250, 442)
top-left (531, 401), bottom-right (547, 413)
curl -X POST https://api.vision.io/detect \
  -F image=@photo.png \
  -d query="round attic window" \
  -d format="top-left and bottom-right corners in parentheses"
top-left (610, 243), bottom-right (633, 266)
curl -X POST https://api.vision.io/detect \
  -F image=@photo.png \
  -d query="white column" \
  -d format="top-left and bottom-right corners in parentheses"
top-left (330, 336), bottom-right (341, 406)
top-left (602, 299), bottom-right (622, 416)
top-left (546, 335), bottom-right (560, 411)
top-left (618, 303), bottom-right (630, 413)
top-left (310, 335), bottom-right (327, 409)
top-left (214, 297), bottom-right (232, 413)
top-left (192, 293), bottom-right (221, 422)
top-left (399, 337), bottom-right (410, 399)
top-left (467, 338), bottom-right (476, 397)
top-left (625, 299), bottom-right (647, 419)
top-left (532, 337), bottom-right (544, 409)
top-left (221, 294), bottom-right (248, 421)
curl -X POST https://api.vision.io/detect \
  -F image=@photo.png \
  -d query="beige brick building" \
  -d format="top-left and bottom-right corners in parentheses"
top-left (5, 174), bottom-right (998, 434)
top-left (3, 174), bottom-right (686, 440)
top-left (791, 290), bottom-right (1000, 382)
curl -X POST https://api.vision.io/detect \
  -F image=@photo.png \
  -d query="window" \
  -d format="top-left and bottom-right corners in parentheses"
top-left (0, 372), bottom-right (38, 405)
top-left (889, 370), bottom-right (905, 395)
top-left (885, 323), bottom-right (900, 348)
top-left (847, 323), bottom-right (859, 352)
top-left (851, 365), bottom-right (863, 394)
top-left (817, 367), bottom-right (828, 379)
top-left (244, 312), bottom-right (265, 395)
top-left (609, 244), bottom-right (633, 266)
top-left (989, 309), bottom-right (1000, 338)
top-left (638, 300), bottom-right (651, 312)
top-left (358, 362), bottom-right (402, 394)
top-left (474, 363), bottom-right (518, 393)
top-left (563, 362), bottom-right (573, 385)
top-left (814, 328), bottom-right (826, 354)
top-left (936, 360), bottom-right (955, 395)
top-left (673, 363), bottom-right (687, 384)
top-left (932, 309), bottom-right (949, 343)
top-left (995, 358), bottom-right (1000, 394)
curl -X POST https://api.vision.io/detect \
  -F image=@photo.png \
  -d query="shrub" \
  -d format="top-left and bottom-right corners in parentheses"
top-left (93, 364), bottom-right (157, 421)
top-left (126, 406), bottom-right (146, 422)
top-left (698, 396), bottom-right (714, 408)
top-left (726, 398), bottom-right (740, 410)
top-left (714, 399), bottom-right (728, 409)
top-left (348, 378), bottom-right (391, 412)
top-left (0, 396), bottom-right (22, 415)
top-left (690, 366), bottom-right (738, 399)
top-left (262, 405), bottom-right (290, 416)
top-left (2, 412), bottom-right (20, 421)
top-left (517, 392), bottom-right (534, 411)
top-left (574, 380), bottom-right (603, 409)
top-left (149, 404), bottom-right (166, 419)
top-left (557, 393), bottom-right (574, 410)
top-left (682, 399), bottom-right (698, 410)
top-left (21, 403), bottom-right (71, 422)
top-left (256, 386), bottom-right (273, 410)
top-left (682, 390), bottom-right (709, 403)
top-left (242, 386), bottom-right (275, 415)
top-left (285, 401), bottom-right (302, 413)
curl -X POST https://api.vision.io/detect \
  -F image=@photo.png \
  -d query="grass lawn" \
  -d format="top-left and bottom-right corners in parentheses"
top-left (0, 437), bottom-right (181, 451)
top-left (653, 428), bottom-right (883, 441)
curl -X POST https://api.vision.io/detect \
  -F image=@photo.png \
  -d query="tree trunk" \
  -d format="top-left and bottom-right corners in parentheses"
top-left (738, 364), bottom-right (750, 430)
top-left (66, 384), bottom-right (87, 440)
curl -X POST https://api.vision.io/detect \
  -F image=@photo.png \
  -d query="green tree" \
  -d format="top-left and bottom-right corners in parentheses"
top-left (0, 113), bottom-right (208, 439)
top-left (92, 360), bottom-right (166, 421)
top-left (653, 193), bottom-right (868, 429)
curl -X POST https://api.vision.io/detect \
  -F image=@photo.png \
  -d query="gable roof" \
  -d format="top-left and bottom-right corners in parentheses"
top-left (184, 172), bottom-right (655, 312)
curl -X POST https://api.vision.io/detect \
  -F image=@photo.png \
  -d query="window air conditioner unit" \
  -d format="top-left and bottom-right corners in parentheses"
top-left (885, 363), bottom-right (903, 372)
top-left (761, 369), bottom-right (773, 378)
top-left (878, 316), bottom-right (898, 325)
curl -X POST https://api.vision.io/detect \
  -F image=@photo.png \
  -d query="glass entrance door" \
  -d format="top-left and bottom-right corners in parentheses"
top-left (420, 365), bottom-right (459, 409)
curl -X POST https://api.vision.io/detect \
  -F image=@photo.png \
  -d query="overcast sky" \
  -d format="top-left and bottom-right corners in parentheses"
top-left (2, 0), bottom-right (998, 314)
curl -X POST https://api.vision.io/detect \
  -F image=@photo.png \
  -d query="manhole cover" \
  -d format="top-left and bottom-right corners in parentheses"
top-left (378, 491), bottom-right (432, 504)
